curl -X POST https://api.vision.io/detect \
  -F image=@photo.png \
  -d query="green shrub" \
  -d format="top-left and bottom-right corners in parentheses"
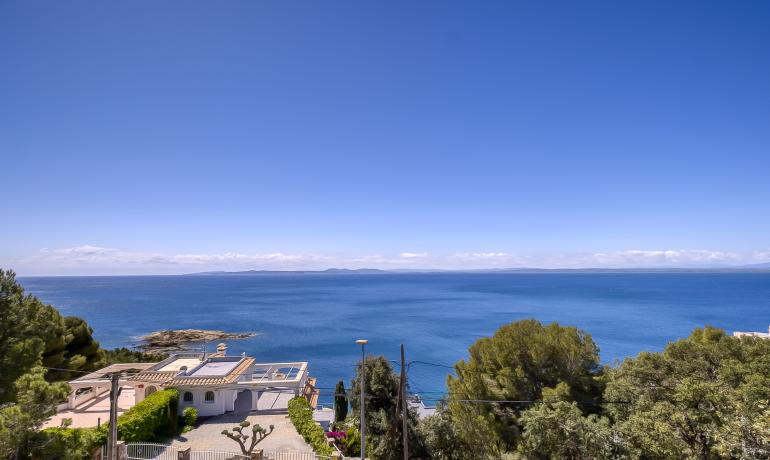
top-left (31, 426), bottom-right (104, 460)
top-left (28, 389), bottom-right (177, 458)
top-left (287, 397), bottom-right (333, 455)
top-left (181, 406), bottom-right (198, 432)
top-left (117, 388), bottom-right (178, 442)
top-left (341, 427), bottom-right (361, 457)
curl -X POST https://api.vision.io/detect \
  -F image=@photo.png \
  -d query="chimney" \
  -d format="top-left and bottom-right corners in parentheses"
top-left (216, 343), bottom-right (227, 356)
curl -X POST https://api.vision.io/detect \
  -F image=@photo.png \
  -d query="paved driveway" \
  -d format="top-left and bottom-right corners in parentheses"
top-left (172, 412), bottom-right (313, 453)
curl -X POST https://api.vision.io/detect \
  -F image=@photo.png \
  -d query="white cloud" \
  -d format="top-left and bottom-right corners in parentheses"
top-left (453, 252), bottom-right (510, 259)
top-left (4, 245), bottom-right (760, 275)
top-left (53, 245), bottom-right (119, 256)
top-left (12, 246), bottom-right (330, 275)
top-left (589, 249), bottom-right (740, 267)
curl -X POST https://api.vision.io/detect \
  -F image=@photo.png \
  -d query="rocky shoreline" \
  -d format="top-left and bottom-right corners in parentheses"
top-left (137, 329), bottom-right (257, 352)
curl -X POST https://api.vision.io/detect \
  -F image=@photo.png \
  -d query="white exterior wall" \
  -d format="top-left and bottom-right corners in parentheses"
top-left (225, 390), bottom-right (236, 412)
top-left (62, 385), bottom-right (110, 411)
top-left (252, 391), bottom-right (260, 411)
top-left (178, 388), bottom-right (233, 417)
top-left (132, 382), bottom-right (160, 406)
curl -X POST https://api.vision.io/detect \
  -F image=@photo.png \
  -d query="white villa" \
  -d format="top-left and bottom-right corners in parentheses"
top-left (733, 325), bottom-right (770, 339)
top-left (54, 344), bottom-right (318, 426)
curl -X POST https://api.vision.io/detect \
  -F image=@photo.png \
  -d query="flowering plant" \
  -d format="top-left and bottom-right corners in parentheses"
top-left (326, 431), bottom-right (347, 441)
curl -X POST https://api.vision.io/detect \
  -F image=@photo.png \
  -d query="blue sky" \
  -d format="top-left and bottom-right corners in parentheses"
top-left (2, 0), bottom-right (769, 275)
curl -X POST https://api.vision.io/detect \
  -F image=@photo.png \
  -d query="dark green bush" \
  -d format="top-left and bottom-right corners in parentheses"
top-left (181, 406), bottom-right (198, 432)
top-left (287, 397), bottom-right (333, 455)
top-left (31, 426), bottom-right (105, 460)
top-left (117, 388), bottom-right (178, 442)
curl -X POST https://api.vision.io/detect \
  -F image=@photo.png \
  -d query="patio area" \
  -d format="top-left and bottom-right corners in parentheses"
top-left (42, 387), bottom-right (136, 429)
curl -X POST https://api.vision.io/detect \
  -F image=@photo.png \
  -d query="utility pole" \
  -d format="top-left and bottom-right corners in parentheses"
top-left (107, 373), bottom-right (120, 460)
top-left (356, 339), bottom-right (368, 460)
top-left (399, 344), bottom-right (409, 460)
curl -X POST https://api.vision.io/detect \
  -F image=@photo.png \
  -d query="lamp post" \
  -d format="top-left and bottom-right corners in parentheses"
top-left (355, 339), bottom-right (368, 459)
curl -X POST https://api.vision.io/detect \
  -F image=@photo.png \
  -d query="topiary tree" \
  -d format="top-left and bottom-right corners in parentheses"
top-left (334, 380), bottom-right (348, 422)
top-left (221, 421), bottom-right (274, 454)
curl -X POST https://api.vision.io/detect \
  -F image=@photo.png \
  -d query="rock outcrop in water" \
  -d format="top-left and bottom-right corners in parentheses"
top-left (138, 329), bottom-right (257, 352)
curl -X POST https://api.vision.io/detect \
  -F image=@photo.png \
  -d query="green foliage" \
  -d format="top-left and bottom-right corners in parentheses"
top-left (0, 367), bottom-right (71, 458)
top-left (334, 380), bottom-right (348, 422)
top-left (517, 400), bottom-right (615, 459)
top-left (117, 389), bottom-right (178, 442)
top-left (30, 426), bottom-right (103, 460)
top-left (0, 269), bottom-right (108, 395)
top-left (605, 326), bottom-right (770, 459)
top-left (348, 355), bottom-right (427, 459)
top-left (446, 319), bottom-right (602, 452)
top-left (350, 356), bottom-right (400, 417)
top-left (288, 397), bottom-right (334, 455)
top-left (340, 427), bottom-right (361, 457)
top-left (417, 403), bottom-right (472, 460)
top-left (434, 323), bottom-right (770, 459)
top-left (25, 389), bottom-right (179, 458)
top-left (43, 317), bottom-right (105, 382)
top-left (102, 348), bottom-right (168, 366)
top-left (0, 269), bottom-right (66, 402)
top-left (181, 406), bottom-right (198, 432)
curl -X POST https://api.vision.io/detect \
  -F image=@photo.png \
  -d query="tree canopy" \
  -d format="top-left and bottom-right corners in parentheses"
top-left (0, 269), bottom-right (108, 397)
top-left (0, 269), bottom-right (169, 459)
top-left (0, 270), bottom-right (73, 402)
top-left (0, 367), bottom-right (70, 457)
top-left (421, 321), bottom-right (770, 459)
top-left (604, 326), bottom-right (770, 459)
top-left (349, 355), bottom-right (427, 459)
top-left (446, 319), bottom-right (603, 452)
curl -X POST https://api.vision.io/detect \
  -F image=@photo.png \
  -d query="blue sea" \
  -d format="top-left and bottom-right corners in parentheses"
top-left (18, 273), bottom-right (770, 405)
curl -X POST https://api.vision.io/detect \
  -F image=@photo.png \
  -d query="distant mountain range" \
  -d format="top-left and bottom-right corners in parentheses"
top-left (188, 268), bottom-right (391, 275)
top-left (187, 265), bottom-right (770, 275)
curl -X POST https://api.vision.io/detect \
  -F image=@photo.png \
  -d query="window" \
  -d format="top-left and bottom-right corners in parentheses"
top-left (145, 386), bottom-right (157, 398)
top-left (183, 391), bottom-right (193, 403)
top-left (204, 391), bottom-right (215, 403)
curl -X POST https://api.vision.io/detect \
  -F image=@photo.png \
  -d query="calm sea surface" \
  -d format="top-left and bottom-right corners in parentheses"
top-left (18, 273), bottom-right (770, 404)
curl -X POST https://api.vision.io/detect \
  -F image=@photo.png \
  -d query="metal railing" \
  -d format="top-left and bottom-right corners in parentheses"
top-left (101, 443), bottom-right (249, 460)
top-left (190, 449), bottom-right (251, 460)
top-left (262, 451), bottom-right (329, 460)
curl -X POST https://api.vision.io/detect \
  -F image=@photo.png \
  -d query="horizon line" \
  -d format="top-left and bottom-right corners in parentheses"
top-left (15, 265), bottom-right (770, 277)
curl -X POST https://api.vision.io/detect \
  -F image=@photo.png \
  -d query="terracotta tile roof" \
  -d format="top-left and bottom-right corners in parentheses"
top-left (164, 357), bottom-right (255, 387)
top-left (127, 370), bottom-right (178, 383)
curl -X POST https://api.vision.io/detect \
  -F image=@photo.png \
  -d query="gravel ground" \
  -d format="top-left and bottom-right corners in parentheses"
top-left (171, 412), bottom-right (313, 453)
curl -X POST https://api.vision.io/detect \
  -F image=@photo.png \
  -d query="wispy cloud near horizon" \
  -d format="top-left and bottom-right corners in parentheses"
top-left (2, 245), bottom-right (768, 276)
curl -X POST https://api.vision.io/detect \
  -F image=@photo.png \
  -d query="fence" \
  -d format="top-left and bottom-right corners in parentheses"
top-left (262, 451), bottom-right (332, 460)
top-left (101, 442), bottom-right (249, 460)
top-left (190, 449), bottom-right (252, 460)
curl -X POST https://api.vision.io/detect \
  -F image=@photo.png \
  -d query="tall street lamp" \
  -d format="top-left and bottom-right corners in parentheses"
top-left (356, 339), bottom-right (368, 459)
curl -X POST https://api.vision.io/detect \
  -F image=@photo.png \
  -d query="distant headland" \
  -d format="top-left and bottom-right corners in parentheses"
top-left (186, 264), bottom-right (770, 276)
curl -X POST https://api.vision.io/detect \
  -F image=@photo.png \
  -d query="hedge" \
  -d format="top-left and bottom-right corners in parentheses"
top-left (32, 388), bottom-right (179, 459)
top-left (287, 397), bottom-right (333, 456)
top-left (117, 388), bottom-right (178, 441)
